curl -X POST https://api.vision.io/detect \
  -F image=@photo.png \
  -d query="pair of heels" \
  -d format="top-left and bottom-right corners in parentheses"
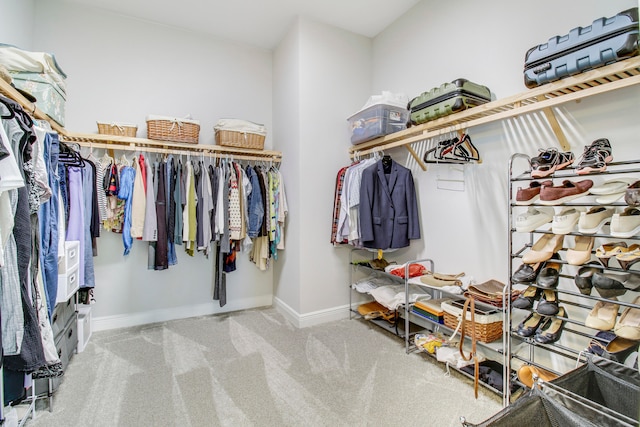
top-left (595, 242), bottom-right (640, 270)
top-left (516, 307), bottom-right (567, 344)
top-left (513, 287), bottom-right (559, 316)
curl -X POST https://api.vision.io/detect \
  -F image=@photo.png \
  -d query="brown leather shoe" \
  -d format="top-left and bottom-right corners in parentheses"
top-left (539, 179), bottom-right (593, 205)
top-left (516, 180), bottom-right (552, 205)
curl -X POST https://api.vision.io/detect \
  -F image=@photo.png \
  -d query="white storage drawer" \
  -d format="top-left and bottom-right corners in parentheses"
top-left (56, 264), bottom-right (79, 303)
top-left (58, 240), bottom-right (80, 275)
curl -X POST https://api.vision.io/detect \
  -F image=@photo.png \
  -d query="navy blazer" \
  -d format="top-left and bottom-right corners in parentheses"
top-left (359, 159), bottom-right (421, 249)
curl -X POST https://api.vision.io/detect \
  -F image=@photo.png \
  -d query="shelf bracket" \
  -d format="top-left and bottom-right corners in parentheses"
top-left (537, 96), bottom-right (570, 152)
top-left (404, 144), bottom-right (427, 171)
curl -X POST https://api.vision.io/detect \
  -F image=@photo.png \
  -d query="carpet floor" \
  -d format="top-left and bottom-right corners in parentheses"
top-left (24, 307), bottom-right (502, 426)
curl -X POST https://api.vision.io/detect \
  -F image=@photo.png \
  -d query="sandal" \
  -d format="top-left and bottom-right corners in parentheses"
top-left (595, 241), bottom-right (628, 268)
top-left (616, 243), bottom-right (640, 270)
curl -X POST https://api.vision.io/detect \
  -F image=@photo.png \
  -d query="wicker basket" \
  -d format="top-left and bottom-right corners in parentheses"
top-left (97, 122), bottom-right (138, 137)
top-left (215, 129), bottom-right (265, 150)
top-left (146, 115), bottom-right (200, 144)
top-left (442, 301), bottom-right (503, 343)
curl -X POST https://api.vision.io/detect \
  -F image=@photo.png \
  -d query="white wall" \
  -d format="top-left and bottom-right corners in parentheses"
top-left (273, 18), bottom-right (372, 325)
top-left (371, 0), bottom-right (638, 279)
top-left (0, 0), bottom-right (34, 49)
top-left (371, 0), bottom-right (639, 371)
top-left (31, 1), bottom-right (276, 330)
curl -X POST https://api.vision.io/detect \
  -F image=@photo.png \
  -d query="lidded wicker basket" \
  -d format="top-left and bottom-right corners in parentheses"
top-left (146, 115), bottom-right (200, 144)
top-left (214, 118), bottom-right (266, 150)
top-left (97, 121), bottom-right (138, 137)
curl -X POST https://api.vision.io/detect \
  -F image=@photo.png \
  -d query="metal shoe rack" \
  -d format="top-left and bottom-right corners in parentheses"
top-left (505, 153), bottom-right (640, 413)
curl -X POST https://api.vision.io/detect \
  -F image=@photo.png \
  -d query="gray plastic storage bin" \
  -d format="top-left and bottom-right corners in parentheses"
top-left (348, 103), bottom-right (408, 145)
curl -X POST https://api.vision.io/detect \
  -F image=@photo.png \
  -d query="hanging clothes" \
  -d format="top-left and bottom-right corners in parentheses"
top-left (118, 164), bottom-right (135, 255)
top-left (154, 160), bottom-right (168, 270)
top-left (359, 157), bottom-right (421, 250)
top-left (130, 155), bottom-right (146, 239)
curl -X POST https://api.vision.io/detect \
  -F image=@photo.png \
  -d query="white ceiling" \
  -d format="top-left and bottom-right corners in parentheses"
top-left (63, 0), bottom-right (421, 50)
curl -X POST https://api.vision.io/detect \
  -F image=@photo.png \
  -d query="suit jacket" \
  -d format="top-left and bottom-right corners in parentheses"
top-left (359, 159), bottom-right (420, 249)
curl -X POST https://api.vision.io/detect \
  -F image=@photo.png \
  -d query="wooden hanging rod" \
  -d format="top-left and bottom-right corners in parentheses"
top-left (62, 132), bottom-right (282, 162)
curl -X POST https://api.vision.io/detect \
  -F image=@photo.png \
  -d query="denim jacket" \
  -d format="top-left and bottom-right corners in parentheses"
top-left (246, 165), bottom-right (264, 238)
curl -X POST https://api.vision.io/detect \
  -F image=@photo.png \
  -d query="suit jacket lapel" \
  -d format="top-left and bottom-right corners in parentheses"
top-left (376, 160), bottom-right (396, 203)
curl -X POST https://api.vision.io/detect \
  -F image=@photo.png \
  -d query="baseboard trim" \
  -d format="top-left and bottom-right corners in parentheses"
top-left (273, 297), bottom-right (349, 328)
top-left (92, 295), bottom-right (273, 332)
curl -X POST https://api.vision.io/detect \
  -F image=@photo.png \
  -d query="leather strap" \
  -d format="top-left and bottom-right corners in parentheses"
top-left (459, 297), bottom-right (479, 398)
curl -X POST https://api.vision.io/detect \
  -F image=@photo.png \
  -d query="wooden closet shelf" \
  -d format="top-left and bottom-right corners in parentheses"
top-left (349, 56), bottom-right (640, 157)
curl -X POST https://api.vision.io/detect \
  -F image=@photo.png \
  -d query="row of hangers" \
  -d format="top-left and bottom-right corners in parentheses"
top-left (423, 129), bottom-right (480, 163)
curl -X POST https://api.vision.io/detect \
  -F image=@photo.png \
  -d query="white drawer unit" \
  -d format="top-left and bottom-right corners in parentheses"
top-left (77, 306), bottom-right (92, 353)
top-left (56, 264), bottom-right (79, 303)
top-left (58, 240), bottom-right (80, 275)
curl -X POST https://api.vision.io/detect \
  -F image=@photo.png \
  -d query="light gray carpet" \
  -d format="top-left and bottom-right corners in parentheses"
top-left (25, 307), bottom-right (502, 426)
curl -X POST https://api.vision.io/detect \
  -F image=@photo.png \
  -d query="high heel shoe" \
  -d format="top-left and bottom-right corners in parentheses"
top-left (616, 243), bottom-right (640, 270)
top-left (522, 234), bottom-right (564, 264)
top-left (595, 241), bottom-right (627, 268)
top-left (534, 307), bottom-right (567, 344)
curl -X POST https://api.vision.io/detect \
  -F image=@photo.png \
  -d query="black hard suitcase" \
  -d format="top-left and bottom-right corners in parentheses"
top-left (408, 78), bottom-right (492, 125)
top-left (524, 7), bottom-right (639, 88)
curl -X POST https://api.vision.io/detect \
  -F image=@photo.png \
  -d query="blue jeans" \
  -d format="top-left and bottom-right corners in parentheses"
top-left (38, 132), bottom-right (60, 320)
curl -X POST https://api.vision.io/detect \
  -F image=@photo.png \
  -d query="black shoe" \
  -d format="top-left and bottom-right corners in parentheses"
top-left (513, 286), bottom-right (541, 309)
top-left (574, 262), bottom-right (600, 295)
top-left (536, 289), bottom-right (559, 316)
top-left (592, 271), bottom-right (628, 298)
top-left (512, 261), bottom-right (544, 284)
top-left (536, 259), bottom-right (562, 289)
top-left (534, 307), bottom-right (566, 344)
top-left (516, 311), bottom-right (545, 338)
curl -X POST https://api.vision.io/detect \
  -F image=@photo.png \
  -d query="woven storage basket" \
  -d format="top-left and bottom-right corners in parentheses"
top-left (442, 300), bottom-right (503, 343)
top-left (215, 129), bottom-right (265, 150)
top-left (214, 118), bottom-right (266, 150)
top-left (97, 122), bottom-right (138, 137)
top-left (146, 115), bottom-right (200, 144)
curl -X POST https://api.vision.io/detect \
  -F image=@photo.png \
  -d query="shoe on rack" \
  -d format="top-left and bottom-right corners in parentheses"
top-left (536, 289), bottom-right (560, 316)
top-left (577, 206), bottom-right (615, 234)
top-left (565, 235), bottom-right (594, 266)
top-left (595, 241), bottom-right (628, 267)
top-left (534, 306), bottom-right (566, 344)
top-left (625, 180), bottom-right (640, 207)
top-left (585, 298), bottom-right (619, 331)
top-left (516, 180), bottom-right (553, 205)
top-left (614, 296), bottom-right (640, 341)
top-left (513, 285), bottom-right (542, 309)
top-left (616, 244), bottom-right (640, 271)
top-left (539, 179), bottom-right (593, 205)
top-left (590, 177), bottom-right (636, 196)
top-left (574, 263), bottom-right (601, 295)
top-left (516, 311), bottom-right (545, 337)
top-left (551, 206), bottom-right (584, 235)
top-left (610, 207), bottom-right (640, 238)
top-left (592, 271), bottom-right (628, 298)
top-left (522, 234), bottom-right (564, 264)
top-left (515, 206), bottom-right (554, 232)
top-left (575, 138), bottom-right (613, 175)
top-left (530, 148), bottom-right (574, 178)
top-left (512, 261), bottom-right (544, 284)
top-left (536, 258), bottom-right (562, 289)
top-left (517, 364), bottom-right (558, 388)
